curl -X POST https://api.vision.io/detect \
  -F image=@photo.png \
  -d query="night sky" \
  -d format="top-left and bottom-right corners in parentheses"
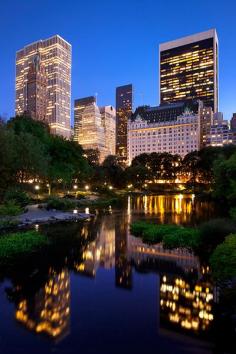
top-left (1, 0), bottom-right (236, 123)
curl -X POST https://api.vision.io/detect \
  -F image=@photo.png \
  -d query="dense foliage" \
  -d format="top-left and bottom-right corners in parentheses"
top-left (0, 231), bottom-right (49, 264)
top-left (210, 234), bottom-right (236, 281)
top-left (0, 116), bottom-right (90, 198)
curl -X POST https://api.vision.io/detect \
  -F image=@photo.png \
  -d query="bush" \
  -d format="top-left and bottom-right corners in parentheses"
top-left (163, 228), bottom-right (200, 250)
top-left (0, 218), bottom-right (19, 231)
top-left (130, 221), bottom-right (199, 248)
top-left (0, 231), bottom-right (49, 264)
top-left (0, 201), bottom-right (22, 216)
top-left (198, 218), bottom-right (236, 253)
top-left (4, 188), bottom-right (30, 208)
top-left (47, 196), bottom-right (77, 211)
top-left (210, 234), bottom-right (236, 281)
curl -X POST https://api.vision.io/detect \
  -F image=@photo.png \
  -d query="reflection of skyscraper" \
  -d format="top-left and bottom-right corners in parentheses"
top-left (15, 268), bottom-right (70, 341)
top-left (160, 274), bottom-right (214, 333)
top-left (16, 35), bottom-right (72, 138)
top-left (116, 84), bottom-right (133, 162)
top-left (115, 214), bottom-right (132, 289)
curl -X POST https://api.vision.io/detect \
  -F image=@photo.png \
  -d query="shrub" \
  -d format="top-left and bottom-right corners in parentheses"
top-left (0, 201), bottom-right (22, 216)
top-left (0, 231), bottom-right (49, 264)
top-left (47, 196), bottom-right (77, 211)
top-left (0, 218), bottom-right (19, 231)
top-left (210, 234), bottom-right (236, 281)
top-left (130, 221), bottom-right (199, 248)
top-left (198, 218), bottom-right (236, 253)
top-left (163, 228), bottom-right (200, 250)
top-left (4, 188), bottom-right (30, 208)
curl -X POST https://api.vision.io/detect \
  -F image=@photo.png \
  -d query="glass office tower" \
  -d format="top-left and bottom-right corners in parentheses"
top-left (116, 84), bottom-right (133, 162)
top-left (159, 29), bottom-right (218, 112)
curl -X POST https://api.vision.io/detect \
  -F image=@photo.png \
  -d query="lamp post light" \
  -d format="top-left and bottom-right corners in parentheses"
top-left (73, 184), bottom-right (78, 198)
top-left (85, 185), bottom-right (89, 191)
top-left (35, 185), bottom-right (40, 203)
top-left (108, 185), bottom-right (113, 190)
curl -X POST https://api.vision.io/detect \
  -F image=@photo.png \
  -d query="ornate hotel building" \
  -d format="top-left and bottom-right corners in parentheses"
top-left (74, 97), bottom-right (116, 162)
top-left (15, 35), bottom-right (71, 139)
top-left (127, 101), bottom-right (201, 164)
top-left (159, 29), bottom-right (218, 112)
top-left (116, 84), bottom-right (133, 163)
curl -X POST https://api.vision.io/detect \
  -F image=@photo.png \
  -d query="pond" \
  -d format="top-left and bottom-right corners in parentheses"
top-left (0, 195), bottom-right (233, 354)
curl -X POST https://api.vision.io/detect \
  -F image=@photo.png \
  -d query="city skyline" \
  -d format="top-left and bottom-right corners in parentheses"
top-left (1, 0), bottom-right (236, 123)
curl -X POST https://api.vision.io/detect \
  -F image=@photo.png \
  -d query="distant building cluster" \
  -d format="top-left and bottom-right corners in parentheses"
top-left (15, 29), bottom-right (236, 163)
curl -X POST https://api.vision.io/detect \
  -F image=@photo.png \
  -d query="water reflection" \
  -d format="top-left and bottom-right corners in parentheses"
top-left (14, 268), bottom-right (70, 341)
top-left (0, 195), bottom-right (224, 353)
top-left (131, 194), bottom-right (218, 224)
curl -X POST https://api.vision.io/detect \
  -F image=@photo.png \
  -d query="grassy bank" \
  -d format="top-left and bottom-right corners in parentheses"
top-left (130, 220), bottom-right (236, 282)
top-left (0, 231), bottom-right (49, 265)
top-left (130, 221), bottom-right (200, 249)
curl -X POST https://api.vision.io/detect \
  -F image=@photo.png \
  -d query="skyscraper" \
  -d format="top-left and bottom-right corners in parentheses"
top-left (100, 105), bottom-right (116, 156)
top-left (74, 96), bottom-right (96, 143)
top-left (76, 99), bottom-right (107, 162)
top-left (116, 84), bottom-right (133, 162)
top-left (16, 35), bottom-right (71, 139)
top-left (159, 29), bottom-right (218, 112)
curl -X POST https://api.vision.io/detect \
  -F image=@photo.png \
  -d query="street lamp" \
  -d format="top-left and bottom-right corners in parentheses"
top-left (85, 185), bottom-right (89, 191)
top-left (35, 185), bottom-right (40, 203)
top-left (109, 185), bottom-right (113, 190)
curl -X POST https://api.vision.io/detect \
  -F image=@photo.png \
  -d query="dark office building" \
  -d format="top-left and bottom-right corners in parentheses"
top-left (116, 84), bottom-right (133, 162)
top-left (73, 96), bottom-right (96, 143)
top-left (159, 29), bottom-right (218, 112)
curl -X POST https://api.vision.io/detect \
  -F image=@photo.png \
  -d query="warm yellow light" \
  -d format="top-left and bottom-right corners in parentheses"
top-left (85, 185), bottom-right (89, 191)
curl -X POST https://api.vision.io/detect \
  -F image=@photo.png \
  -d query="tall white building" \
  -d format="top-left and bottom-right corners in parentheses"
top-left (127, 102), bottom-right (201, 165)
top-left (74, 98), bottom-right (116, 162)
top-left (15, 35), bottom-right (71, 139)
top-left (100, 106), bottom-right (116, 156)
top-left (77, 102), bottom-right (106, 162)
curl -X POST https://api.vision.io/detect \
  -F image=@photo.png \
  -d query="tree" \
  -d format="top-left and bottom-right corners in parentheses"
top-left (102, 155), bottom-right (125, 187)
top-left (213, 152), bottom-right (236, 204)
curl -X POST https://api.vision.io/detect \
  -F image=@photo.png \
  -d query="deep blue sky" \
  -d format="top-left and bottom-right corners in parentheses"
top-left (0, 0), bottom-right (236, 123)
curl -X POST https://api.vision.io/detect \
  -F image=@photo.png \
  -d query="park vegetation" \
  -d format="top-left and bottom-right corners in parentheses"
top-left (130, 219), bottom-right (236, 282)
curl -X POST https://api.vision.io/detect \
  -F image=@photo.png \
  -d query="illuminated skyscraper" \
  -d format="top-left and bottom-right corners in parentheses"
top-left (100, 105), bottom-right (116, 156)
top-left (77, 100), bottom-right (107, 162)
top-left (16, 35), bottom-right (71, 139)
top-left (26, 53), bottom-right (47, 121)
top-left (116, 84), bottom-right (133, 162)
top-left (159, 29), bottom-right (218, 112)
top-left (74, 96), bottom-right (96, 143)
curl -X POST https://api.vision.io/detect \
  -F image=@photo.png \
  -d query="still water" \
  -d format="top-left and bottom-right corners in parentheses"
top-left (0, 195), bottom-right (229, 353)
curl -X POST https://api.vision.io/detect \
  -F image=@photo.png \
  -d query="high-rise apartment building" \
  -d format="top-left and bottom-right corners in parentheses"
top-left (74, 96), bottom-right (96, 143)
top-left (100, 106), bottom-right (116, 156)
top-left (159, 29), bottom-right (218, 112)
top-left (116, 84), bottom-right (133, 162)
top-left (16, 35), bottom-right (71, 139)
top-left (26, 53), bottom-right (47, 121)
top-left (76, 100), bottom-right (107, 162)
top-left (74, 97), bottom-right (116, 162)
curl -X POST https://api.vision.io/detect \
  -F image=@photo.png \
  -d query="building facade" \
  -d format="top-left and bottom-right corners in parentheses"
top-left (127, 102), bottom-right (201, 164)
top-left (16, 35), bottom-right (71, 139)
top-left (100, 105), bottom-right (116, 156)
top-left (74, 96), bottom-right (96, 143)
top-left (206, 115), bottom-right (233, 147)
top-left (77, 101), bottom-right (106, 162)
top-left (116, 84), bottom-right (133, 162)
top-left (159, 29), bottom-right (218, 112)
